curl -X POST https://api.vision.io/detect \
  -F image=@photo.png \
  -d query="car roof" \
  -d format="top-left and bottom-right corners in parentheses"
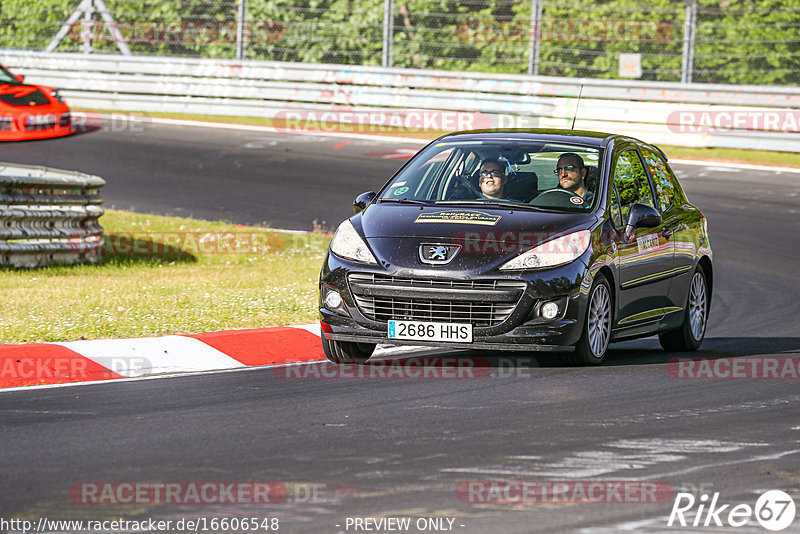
top-left (435, 128), bottom-right (621, 147)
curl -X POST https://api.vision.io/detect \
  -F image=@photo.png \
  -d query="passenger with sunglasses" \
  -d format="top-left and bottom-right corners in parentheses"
top-left (554, 153), bottom-right (592, 201)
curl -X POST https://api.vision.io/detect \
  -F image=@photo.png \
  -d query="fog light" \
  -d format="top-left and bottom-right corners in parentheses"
top-left (541, 301), bottom-right (559, 320)
top-left (324, 290), bottom-right (343, 310)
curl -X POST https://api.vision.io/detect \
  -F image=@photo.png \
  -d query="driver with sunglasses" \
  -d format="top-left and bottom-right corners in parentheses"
top-left (554, 153), bottom-right (593, 201)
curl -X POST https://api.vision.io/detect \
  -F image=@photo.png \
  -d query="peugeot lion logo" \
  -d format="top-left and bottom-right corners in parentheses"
top-left (429, 246), bottom-right (448, 260)
top-left (419, 244), bottom-right (460, 265)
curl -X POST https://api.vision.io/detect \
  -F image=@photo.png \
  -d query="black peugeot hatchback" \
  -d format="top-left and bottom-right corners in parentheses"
top-left (319, 129), bottom-right (712, 365)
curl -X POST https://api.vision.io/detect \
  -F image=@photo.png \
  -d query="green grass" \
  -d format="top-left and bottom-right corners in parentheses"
top-left (0, 210), bottom-right (331, 343)
top-left (658, 145), bottom-right (800, 168)
top-left (76, 108), bottom-right (800, 168)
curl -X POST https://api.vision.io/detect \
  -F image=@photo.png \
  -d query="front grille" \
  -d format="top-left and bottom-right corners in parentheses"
top-left (348, 273), bottom-right (526, 327)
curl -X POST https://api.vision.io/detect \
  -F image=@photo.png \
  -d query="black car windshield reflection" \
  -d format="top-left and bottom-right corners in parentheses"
top-left (378, 140), bottom-right (603, 212)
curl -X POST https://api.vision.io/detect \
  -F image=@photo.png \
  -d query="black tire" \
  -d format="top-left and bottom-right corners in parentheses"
top-left (568, 273), bottom-right (612, 366)
top-left (659, 266), bottom-right (708, 352)
top-left (322, 335), bottom-right (375, 364)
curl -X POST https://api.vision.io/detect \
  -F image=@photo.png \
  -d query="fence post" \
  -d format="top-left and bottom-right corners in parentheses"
top-left (681, 0), bottom-right (696, 84)
top-left (237, 0), bottom-right (248, 60)
top-left (527, 0), bottom-right (543, 76)
top-left (382, 0), bottom-right (394, 68)
top-left (81, 0), bottom-right (95, 54)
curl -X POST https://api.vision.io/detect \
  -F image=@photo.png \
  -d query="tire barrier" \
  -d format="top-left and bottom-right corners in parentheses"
top-left (0, 162), bottom-right (104, 268)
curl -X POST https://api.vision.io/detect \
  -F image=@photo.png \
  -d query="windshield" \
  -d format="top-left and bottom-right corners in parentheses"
top-left (379, 139), bottom-right (603, 211)
top-left (0, 65), bottom-right (20, 84)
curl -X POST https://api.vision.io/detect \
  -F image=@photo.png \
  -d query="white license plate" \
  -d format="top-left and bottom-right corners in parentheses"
top-left (388, 320), bottom-right (472, 343)
top-left (26, 114), bottom-right (56, 125)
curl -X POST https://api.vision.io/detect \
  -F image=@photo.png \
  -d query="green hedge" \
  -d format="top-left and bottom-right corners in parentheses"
top-left (1, 0), bottom-right (797, 85)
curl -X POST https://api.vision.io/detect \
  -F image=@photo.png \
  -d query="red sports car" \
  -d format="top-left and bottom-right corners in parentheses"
top-left (0, 64), bottom-right (72, 141)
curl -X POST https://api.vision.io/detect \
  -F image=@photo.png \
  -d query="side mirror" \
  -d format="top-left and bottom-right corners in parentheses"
top-left (628, 203), bottom-right (661, 229)
top-left (353, 191), bottom-right (376, 214)
top-left (624, 203), bottom-right (661, 241)
top-left (14, 74), bottom-right (24, 83)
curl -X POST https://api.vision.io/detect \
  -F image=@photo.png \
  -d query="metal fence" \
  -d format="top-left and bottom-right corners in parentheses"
top-left (4, 50), bottom-right (800, 153)
top-left (0, 163), bottom-right (105, 268)
top-left (1, 0), bottom-right (798, 86)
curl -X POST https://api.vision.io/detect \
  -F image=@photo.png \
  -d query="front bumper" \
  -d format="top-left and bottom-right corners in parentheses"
top-left (0, 110), bottom-right (72, 141)
top-left (319, 251), bottom-right (593, 352)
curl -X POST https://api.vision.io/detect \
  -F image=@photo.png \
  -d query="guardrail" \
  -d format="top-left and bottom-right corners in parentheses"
top-left (2, 51), bottom-right (799, 152)
top-left (0, 162), bottom-right (104, 268)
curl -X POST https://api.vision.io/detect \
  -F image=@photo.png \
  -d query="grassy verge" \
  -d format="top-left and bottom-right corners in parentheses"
top-left (0, 210), bottom-right (330, 344)
top-left (76, 108), bottom-right (800, 168)
top-left (658, 145), bottom-right (800, 168)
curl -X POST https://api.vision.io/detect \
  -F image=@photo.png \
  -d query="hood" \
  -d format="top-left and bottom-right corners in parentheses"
top-left (0, 83), bottom-right (53, 107)
top-left (351, 203), bottom-right (595, 274)
top-left (357, 202), bottom-right (592, 241)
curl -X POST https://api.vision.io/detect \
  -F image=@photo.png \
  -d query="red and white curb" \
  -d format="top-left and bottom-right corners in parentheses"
top-left (0, 324), bottom-right (326, 390)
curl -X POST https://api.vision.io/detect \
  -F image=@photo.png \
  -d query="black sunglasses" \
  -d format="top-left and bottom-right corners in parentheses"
top-left (554, 165), bottom-right (579, 175)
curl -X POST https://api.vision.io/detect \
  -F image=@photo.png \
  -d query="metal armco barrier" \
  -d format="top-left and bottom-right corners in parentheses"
top-left (2, 51), bottom-right (799, 152)
top-left (0, 163), bottom-right (104, 268)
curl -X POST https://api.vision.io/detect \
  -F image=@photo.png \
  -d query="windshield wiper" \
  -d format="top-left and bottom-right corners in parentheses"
top-left (379, 198), bottom-right (430, 205)
top-left (435, 200), bottom-right (543, 211)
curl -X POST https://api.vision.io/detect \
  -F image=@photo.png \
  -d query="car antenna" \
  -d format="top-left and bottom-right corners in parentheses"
top-left (571, 84), bottom-right (584, 130)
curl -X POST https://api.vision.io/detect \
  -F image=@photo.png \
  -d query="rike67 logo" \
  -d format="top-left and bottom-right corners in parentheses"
top-left (668, 490), bottom-right (796, 531)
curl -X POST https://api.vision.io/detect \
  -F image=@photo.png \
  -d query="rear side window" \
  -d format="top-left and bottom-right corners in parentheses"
top-left (612, 149), bottom-right (655, 222)
top-left (641, 148), bottom-right (676, 212)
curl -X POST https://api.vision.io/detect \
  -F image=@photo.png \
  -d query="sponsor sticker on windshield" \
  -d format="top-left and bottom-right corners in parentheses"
top-left (415, 210), bottom-right (501, 226)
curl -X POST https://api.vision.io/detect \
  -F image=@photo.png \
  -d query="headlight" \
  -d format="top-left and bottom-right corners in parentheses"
top-left (330, 219), bottom-right (377, 264)
top-left (499, 230), bottom-right (591, 270)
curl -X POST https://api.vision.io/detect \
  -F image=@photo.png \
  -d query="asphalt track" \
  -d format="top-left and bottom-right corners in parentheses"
top-left (2, 122), bottom-right (800, 533)
top-left (0, 120), bottom-right (415, 231)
